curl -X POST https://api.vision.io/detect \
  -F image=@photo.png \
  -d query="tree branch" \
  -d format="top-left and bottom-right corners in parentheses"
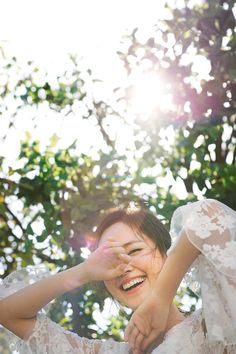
top-left (4, 203), bottom-right (25, 233)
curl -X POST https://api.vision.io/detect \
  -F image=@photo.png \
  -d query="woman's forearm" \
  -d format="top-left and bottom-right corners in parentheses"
top-left (153, 233), bottom-right (200, 302)
top-left (0, 240), bottom-right (127, 340)
top-left (0, 262), bottom-right (88, 324)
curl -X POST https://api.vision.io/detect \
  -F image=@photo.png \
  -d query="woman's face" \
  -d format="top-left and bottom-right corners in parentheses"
top-left (99, 222), bottom-right (165, 310)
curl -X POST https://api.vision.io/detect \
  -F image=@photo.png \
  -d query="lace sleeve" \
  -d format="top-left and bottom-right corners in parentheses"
top-left (18, 314), bottom-right (99, 354)
top-left (0, 265), bottom-right (52, 312)
top-left (170, 199), bottom-right (236, 278)
top-left (0, 265), bottom-right (54, 353)
top-left (18, 314), bottom-right (129, 354)
top-left (170, 199), bottom-right (236, 351)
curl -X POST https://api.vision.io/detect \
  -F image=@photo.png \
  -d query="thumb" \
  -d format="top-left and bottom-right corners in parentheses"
top-left (118, 253), bottom-right (131, 263)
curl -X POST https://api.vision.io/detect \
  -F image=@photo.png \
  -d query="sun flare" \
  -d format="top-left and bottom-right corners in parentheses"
top-left (129, 73), bottom-right (163, 115)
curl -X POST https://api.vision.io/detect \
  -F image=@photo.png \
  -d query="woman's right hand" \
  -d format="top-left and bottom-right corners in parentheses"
top-left (82, 240), bottom-right (131, 282)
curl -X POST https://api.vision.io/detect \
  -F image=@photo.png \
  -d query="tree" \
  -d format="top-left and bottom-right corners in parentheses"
top-left (0, 0), bottom-right (235, 350)
top-left (118, 0), bottom-right (236, 218)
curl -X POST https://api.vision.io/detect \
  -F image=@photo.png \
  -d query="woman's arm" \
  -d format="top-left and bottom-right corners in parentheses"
top-left (0, 240), bottom-right (129, 339)
top-left (153, 232), bottom-right (200, 302)
top-left (0, 263), bottom-right (88, 339)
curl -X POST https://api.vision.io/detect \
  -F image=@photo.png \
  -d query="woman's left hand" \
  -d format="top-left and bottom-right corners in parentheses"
top-left (124, 293), bottom-right (170, 354)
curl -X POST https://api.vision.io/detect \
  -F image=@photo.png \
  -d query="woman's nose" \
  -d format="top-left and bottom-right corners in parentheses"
top-left (123, 262), bottom-right (134, 273)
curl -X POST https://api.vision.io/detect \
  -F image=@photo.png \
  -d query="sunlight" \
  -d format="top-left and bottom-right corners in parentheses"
top-left (129, 73), bottom-right (164, 115)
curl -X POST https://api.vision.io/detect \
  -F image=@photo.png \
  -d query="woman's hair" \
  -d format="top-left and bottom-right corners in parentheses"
top-left (95, 207), bottom-right (171, 255)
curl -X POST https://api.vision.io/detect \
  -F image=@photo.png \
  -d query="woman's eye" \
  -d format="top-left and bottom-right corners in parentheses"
top-left (129, 248), bottom-right (142, 255)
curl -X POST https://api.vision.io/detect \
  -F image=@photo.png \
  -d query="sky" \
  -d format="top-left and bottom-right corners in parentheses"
top-left (0, 0), bottom-right (169, 151)
top-left (0, 0), bottom-right (168, 82)
top-left (0, 0), bottom-right (178, 182)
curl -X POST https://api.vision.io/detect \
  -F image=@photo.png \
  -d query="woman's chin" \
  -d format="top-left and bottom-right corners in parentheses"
top-left (125, 291), bottom-right (150, 310)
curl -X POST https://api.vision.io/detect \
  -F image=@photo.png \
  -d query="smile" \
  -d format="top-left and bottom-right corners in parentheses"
top-left (121, 276), bottom-right (146, 292)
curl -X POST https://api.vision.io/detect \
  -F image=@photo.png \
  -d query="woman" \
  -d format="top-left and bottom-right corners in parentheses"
top-left (0, 198), bottom-right (235, 353)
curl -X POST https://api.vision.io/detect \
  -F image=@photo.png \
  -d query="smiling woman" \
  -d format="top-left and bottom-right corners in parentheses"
top-left (88, 208), bottom-right (172, 313)
top-left (0, 199), bottom-right (236, 354)
top-left (96, 210), bottom-right (171, 310)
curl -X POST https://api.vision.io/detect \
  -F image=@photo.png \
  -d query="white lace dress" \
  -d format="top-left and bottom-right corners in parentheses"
top-left (0, 199), bottom-right (236, 354)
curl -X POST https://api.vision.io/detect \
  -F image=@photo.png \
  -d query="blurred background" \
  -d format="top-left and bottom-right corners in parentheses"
top-left (0, 0), bottom-right (236, 350)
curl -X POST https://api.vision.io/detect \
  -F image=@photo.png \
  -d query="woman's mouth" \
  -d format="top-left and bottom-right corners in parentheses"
top-left (121, 276), bottom-right (146, 294)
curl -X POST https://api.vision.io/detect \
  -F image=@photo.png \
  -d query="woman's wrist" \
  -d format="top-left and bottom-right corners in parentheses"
top-left (61, 262), bottom-right (90, 292)
top-left (150, 287), bottom-right (173, 306)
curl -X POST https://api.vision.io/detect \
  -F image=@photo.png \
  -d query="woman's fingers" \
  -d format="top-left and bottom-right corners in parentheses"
top-left (126, 323), bottom-right (143, 349)
top-left (125, 320), bottom-right (147, 342)
top-left (103, 243), bottom-right (131, 263)
top-left (113, 263), bottom-right (127, 276)
top-left (106, 239), bottom-right (125, 247)
top-left (103, 244), bottom-right (125, 257)
top-left (124, 321), bottom-right (132, 342)
top-left (118, 253), bottom-right (131, 263)
top-left (102, 241), bottom-right (132, 263)
top-left (125, 322), bottom-right (145, 354)
top-left (133, 330), bottom-right (145, 353)
top-left (96, 241), bottom-right (133, 278)
top-left (128, 324), bottom-right (139, 348)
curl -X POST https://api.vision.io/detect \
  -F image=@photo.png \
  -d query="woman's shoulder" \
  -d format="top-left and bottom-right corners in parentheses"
top-left (170, 198), bottom-right (236, 246)
top-left (24, 313), bottom-right (129, 354)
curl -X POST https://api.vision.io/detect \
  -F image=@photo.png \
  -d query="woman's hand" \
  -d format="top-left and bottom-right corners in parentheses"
top-left (124, 292), bottom-right (170, 354)
top-left (83, 240), bottom-right (131, 282)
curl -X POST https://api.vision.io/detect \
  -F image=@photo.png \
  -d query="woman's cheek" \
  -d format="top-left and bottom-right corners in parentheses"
top-left (131, 252), bottom-right (152, 267)
top-left (151, 256), bottom-right (165, 276)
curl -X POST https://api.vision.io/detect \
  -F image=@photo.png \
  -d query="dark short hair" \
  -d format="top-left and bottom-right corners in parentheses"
top-left (95, 207), bottom-right (171, 254)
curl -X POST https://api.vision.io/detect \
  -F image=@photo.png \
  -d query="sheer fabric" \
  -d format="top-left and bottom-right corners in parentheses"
top-left (19, 310), bottom-right (206, 354)
top-left (170, 199), bottom-right (236, 353)
top-left (0, 199), bottom-right (236, 354)
top-left (19, 314), bottom-right (129, 354)
top-left (0, 265), bottom-right (52, 313)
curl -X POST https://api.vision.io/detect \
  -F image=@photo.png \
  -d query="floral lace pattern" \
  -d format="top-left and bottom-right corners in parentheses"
top-left (178, 199), bottom-right (236, 276)
top-left (1, 199), bottom-right (236, 353)
top-left (13, 310), bottom-right (236, 353)
top-left (0, 265), bottom-right (53, 313)
top-left (170, 199), bottom-right (236, 352)
top-left (152, 310), bottom-right (205, 354)
top-left (20, 314), bottom-right (129, 354)
top-left (22, 311), bottom-right (207, 354)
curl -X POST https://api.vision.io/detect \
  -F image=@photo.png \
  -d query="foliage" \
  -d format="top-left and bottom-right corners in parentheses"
top-left (117, 0), bottom-right (236, 217)
top-left (0, 0), bottom-right (235, 348)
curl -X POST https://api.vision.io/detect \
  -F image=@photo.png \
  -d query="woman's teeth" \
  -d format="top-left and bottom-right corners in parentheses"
top-left (122, 277), bottom-right (146, 291)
